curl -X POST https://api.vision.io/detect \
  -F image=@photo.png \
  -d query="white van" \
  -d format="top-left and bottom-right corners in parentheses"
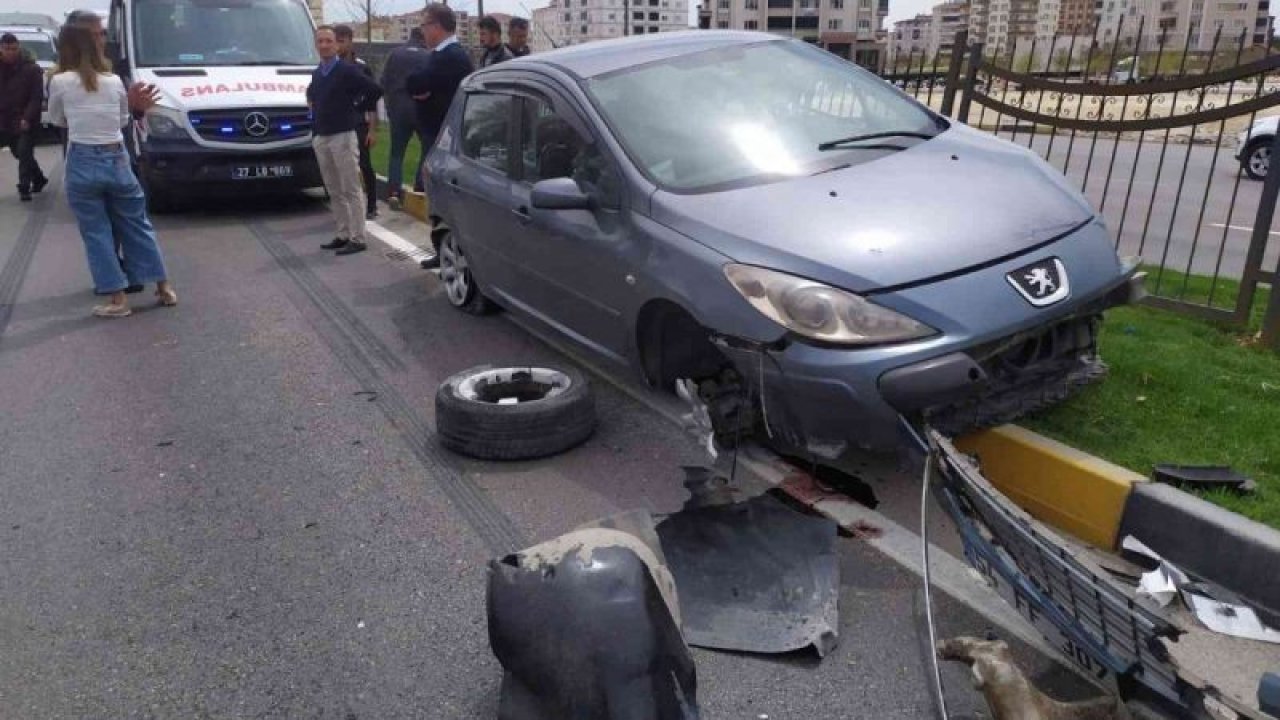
top-left (105, 0), bottom-right (323, 210)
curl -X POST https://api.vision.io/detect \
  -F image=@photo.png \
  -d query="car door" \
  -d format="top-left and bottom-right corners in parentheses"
top-left (443, 89), bottom-right (524, 300)
top-left (504, 88), bottom-right (632, 363)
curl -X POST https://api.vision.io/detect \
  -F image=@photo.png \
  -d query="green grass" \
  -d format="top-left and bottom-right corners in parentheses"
top-left (1023, 269), bottom-right (1280, 527)
top-left (369, 125), bottom-right (423, 189)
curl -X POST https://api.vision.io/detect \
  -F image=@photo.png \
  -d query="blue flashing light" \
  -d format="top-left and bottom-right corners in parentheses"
top-left (220, 126), bottom-right (235, 134)
top-left (280, 123), bottom-right (293, 132)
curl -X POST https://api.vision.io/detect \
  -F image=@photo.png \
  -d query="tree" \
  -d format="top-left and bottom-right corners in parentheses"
top-left (340, 0), bottom-right (390, 42)
top-left (1052, 48), bottom-right (1071, 73)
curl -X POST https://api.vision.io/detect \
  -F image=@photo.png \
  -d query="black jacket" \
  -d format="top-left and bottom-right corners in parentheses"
top-left (0, 55), bottom-right (43, 134)
top-left (306, 58), bottom-right (382, 136)
top-left (380, 40), bottom-right (433, 117)
top-left (479, 43), bottom-right (514, 68)
top-left (405, 42), bottom-right (474, 143)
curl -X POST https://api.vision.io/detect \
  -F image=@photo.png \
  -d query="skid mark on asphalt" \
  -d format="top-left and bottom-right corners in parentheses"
top-left (246, 219), bottom-right (527, 555)
top-left (0, 165), bottom-right (62, 341)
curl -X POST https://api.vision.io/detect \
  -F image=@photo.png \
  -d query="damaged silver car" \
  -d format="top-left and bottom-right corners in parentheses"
top-left (426, 31), bottom-right (1144, 470)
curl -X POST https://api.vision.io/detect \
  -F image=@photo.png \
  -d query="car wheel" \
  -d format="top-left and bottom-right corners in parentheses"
top-left (436, 365), bottom-right (597, 460)
top-left (1244, 139), bottom-right (1271, 181)
top-left (438, 230), bottom-right (496, 315)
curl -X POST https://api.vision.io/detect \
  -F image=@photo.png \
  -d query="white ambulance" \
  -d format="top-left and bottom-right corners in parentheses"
top-left (105, 0), bottom-right (323, 210)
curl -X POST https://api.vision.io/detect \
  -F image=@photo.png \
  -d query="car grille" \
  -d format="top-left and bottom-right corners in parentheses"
top-left (188, 107), bottom-right (311, 144)
top-left (928, 315), bottom-right (1106, 436)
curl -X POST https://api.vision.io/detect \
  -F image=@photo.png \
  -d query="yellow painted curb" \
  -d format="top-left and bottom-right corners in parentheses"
top-left (374, 174), bottom-right (430, 223)
top-left (403, 190), bottom-right (430, 223)
top-left (954, 425), bottom-right (1146, 550)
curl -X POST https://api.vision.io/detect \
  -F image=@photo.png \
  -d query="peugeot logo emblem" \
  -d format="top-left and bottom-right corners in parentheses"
top-left (1007, 257), bottom-right (1071, 307)
top-left (243, 111), bottom-right (270, 137)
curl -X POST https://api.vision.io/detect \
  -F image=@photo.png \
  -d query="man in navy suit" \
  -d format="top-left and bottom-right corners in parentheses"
top-left (406, 2), bottom-right (474, 269)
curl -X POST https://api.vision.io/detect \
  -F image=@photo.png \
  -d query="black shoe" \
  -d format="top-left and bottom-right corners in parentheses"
top-left (419, 255), bottom-right (440, 270)
top-left (19, 190), bottom-right (31, 202)
top-left (31, 177), bottom-right (48, 194)
top-left (124, 284), bottom-right (144, 294)
top-left (335, 240), bottom-right (367, 256)
top-left (366, 210), bottom-right (378, 221)
top-left (321, 237), bottom-right (349, 250)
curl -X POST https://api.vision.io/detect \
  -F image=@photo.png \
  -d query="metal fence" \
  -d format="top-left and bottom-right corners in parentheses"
top-left (884, 28), bottom-right (1280, 348)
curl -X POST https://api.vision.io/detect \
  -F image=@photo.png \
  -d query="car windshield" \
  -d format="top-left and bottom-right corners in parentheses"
top-left (15, 33), bottom-right (56, 62)
top-left (131, 0), bottom-right (317, 67)
top-left (585, 40), bottom-right (941, 192)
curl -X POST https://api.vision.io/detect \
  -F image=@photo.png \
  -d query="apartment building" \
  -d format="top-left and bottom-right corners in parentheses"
top-left (967, 0), bottom-right (1060, 52)
top-left (531, 0), bottom-right (690, 51)
top-left (1136, 0), bottom-right (1270, 50)
top-left (702, 0), bottom-right (890, 68)
top-left (931, 0), bottom-right (969, 54)
top-left (887, 13), bottom-right (932, 66)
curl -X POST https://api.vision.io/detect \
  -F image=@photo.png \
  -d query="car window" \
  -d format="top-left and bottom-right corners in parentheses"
top-left (519, 97), bottom-right (620, 208)
top-left (585, 40), bottom-right (939, 192)
top-left (462, 93), bottom-right (513, 175)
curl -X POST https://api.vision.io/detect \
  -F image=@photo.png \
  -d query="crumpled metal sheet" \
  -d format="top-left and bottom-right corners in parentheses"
top-left (487, 510), bottom-right (700, 720)
top-left (656, 469), bottom-right (840, 657)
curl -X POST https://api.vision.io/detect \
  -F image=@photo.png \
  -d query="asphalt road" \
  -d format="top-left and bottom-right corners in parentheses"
top-left (0, 147), bottom-right (1101, 718)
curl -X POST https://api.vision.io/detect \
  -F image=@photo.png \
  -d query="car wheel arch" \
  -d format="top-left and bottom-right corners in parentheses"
top-left (635, 299), bottom-right (732, 391)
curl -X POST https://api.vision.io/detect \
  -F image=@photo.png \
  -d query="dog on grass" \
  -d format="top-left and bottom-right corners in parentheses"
top-left (938, 636), bottom-right (1131, 720)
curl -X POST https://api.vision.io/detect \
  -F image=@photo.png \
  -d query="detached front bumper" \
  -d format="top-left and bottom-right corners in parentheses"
top-left (138, 139), bottom-right (323, 195)
top-left (715, 221), bottom-right (1143, 461)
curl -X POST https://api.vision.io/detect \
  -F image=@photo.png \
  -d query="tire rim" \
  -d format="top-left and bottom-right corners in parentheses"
top-left (439, 234), bottom-right (471, 307)
top-left (1251, 145), bottom-right (1271, 177)
top-left (456, 368), bottom-right (571, 405)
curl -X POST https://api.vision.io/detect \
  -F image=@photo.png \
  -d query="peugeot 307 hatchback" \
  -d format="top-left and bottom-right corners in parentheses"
top-left (425, 31), bottom-right (1144, 472)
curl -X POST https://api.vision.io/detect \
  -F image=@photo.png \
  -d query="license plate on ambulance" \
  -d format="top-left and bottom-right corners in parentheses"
top-left (231, 164), bottom-right (293, 180)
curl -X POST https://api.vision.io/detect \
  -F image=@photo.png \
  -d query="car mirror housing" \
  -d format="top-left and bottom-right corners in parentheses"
top-left (531, 177), bottom-right (592, 211)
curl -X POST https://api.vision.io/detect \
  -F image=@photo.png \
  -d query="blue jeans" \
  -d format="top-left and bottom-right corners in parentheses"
top-left (386, 110), bottom-right (426, 195)
top-left (65, 143), bottom-right (168, 295)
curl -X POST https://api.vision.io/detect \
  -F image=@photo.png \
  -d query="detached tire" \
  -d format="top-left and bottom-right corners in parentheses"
top-left (436, 365), bottom-right (597, 460)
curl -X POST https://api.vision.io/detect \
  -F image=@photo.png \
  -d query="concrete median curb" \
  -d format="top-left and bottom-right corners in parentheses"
top-left (375, 175), bottom-right (430, 224)
top-left (959, 424), bottom-right (1280, 634)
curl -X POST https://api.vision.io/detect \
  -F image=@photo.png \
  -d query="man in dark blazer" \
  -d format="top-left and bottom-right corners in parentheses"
top-left (406, 2), bottom-right (474, 269)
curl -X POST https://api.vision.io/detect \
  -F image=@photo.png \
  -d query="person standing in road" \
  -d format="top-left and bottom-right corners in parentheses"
top-left (381, 27), bottom-right (433, 209)
top-left (506, 17), bottom-right (531, 58)
top-left (307, 25), bottom-right (382, 256)
top-left (333, 24), bottom-right (380, 221)
top-left (477, 16), bottom-right (513, 68)
top-left (0, 33), bottom-right (50, 202)
top-left (48, 23), bottom-right (176, 318)
top-left (406, 3), bottom-right (473, 268)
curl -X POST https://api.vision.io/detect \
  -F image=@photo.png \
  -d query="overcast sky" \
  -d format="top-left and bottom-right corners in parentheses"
top-left (6, 0), bottom-right (936, 36)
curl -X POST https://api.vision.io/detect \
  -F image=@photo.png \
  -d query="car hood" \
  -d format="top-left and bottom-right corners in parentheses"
top-left (650, 125), bottom-right (1095, 292)
top-left (135, 66), bottom-right (312, 112)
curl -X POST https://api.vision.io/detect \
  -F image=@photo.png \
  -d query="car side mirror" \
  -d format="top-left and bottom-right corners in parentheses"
top-left (531, 177), bottom-right (592, 211)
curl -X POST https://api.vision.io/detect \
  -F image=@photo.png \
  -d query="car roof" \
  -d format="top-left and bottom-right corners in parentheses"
top-left (501, 30), bottom-right (784, 80)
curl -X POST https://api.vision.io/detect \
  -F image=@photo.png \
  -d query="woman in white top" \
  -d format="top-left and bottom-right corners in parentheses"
top-left (48, 23), bottom-right (176, 318)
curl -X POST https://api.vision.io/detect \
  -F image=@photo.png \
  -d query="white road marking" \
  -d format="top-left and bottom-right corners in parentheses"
top-left (363, 216), bottom-right (1078, 673)
top-left (1208, 222), bottom-right (1280, 236)
top-left (367, 221), bottom-right (433, 259)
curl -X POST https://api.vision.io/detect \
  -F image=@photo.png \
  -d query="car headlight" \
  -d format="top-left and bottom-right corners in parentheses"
top-left (723, 264), bottom-right (936, 346)
top-left (145, 107), bottom-right (189, 140)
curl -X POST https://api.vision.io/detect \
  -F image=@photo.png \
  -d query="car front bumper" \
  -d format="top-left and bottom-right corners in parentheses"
top-left (714, 220), bottom-right (1142, 460)
top-left (138, 139), bottom-right (323, 195)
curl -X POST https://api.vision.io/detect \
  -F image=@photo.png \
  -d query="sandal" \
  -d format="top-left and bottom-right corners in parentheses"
top-left (93, 303), bottom-right (132, 318)
top-left (156, 288), bottom-right (178, 307)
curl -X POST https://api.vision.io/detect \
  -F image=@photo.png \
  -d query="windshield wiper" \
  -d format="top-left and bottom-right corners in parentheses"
top-left (817, 131), bottom-right (936, 151)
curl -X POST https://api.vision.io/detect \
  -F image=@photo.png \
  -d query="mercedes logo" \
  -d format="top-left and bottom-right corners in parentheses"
top-left (243, 111), bottom-right (270, 137)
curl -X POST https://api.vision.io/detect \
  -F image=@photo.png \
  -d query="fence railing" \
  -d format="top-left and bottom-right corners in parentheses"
top-left (883, 27), bottom-right (1280, 348)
